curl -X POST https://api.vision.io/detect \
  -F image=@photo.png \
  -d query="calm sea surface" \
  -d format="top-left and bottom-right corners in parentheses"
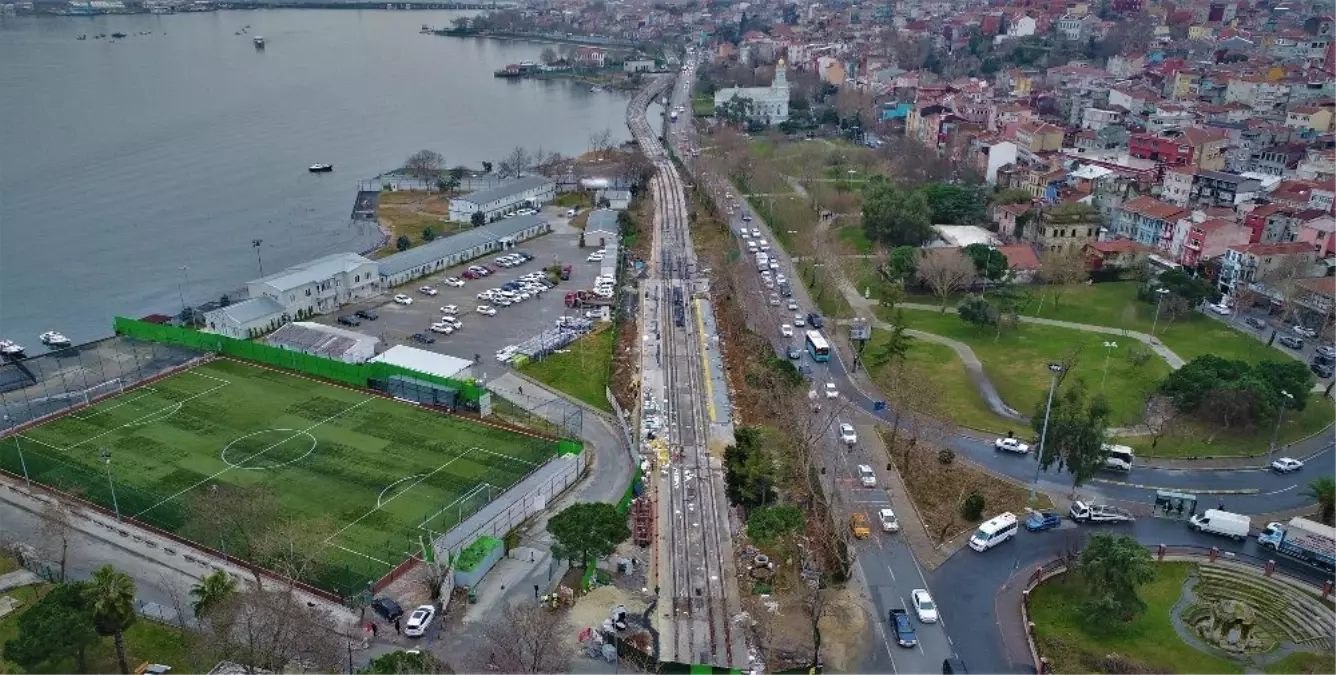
top-left (0, 9), bottom-right (647, 350)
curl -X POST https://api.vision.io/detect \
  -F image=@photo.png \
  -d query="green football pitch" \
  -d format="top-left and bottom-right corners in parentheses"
top-left (5, 358), bottom-right (556, 594)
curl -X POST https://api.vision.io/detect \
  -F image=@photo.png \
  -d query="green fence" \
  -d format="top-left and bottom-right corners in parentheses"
top-left (113, 316), bottom-right (483, 402)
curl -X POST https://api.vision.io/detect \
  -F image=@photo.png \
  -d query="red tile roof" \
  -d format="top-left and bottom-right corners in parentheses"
top-left (1228, 242), bottom-right (1318, 256)
top-left (997, 244), bottom-right (1042, 271)
top-left (1121, 196), bottom-right (1189, 222)
top-left (1087, 239), bottom-right (1153, 254)
top-left (1298, 276), bottom-right (1336, 299)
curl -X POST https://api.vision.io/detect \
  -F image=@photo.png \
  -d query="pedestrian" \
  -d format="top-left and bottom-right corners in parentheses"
top-left (393, 618), bottom-right (401, 635)
top-left (370, 622), bottom-right (378, 637)
top-left (518, 385), bottom-right (524, 395)
top-left (535, 584), bottom-right (540, 599)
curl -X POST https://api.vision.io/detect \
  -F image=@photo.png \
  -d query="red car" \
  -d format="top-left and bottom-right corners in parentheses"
top-left (462, 270), bottom-right (478, 279)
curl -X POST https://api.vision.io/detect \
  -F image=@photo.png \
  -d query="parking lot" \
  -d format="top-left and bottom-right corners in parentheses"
top-left (321, 207), bottom-right (614, 371)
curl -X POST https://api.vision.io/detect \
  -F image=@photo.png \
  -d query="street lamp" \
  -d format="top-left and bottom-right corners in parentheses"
top-left (1100, 341), bottom-right (1118, 391)
top-left (177, 265), bottom-right (192, 320)
top-left (1267, 389), bottom-right (1294, 465)
top-left (1149, 288), bottom-right (1171, 339)
top-left (252, 239), bottom-right (265, 277)
top-left (1031, 363), bottom-right (1064, 502)
top-left (100, 447), bottom-right (121, 521)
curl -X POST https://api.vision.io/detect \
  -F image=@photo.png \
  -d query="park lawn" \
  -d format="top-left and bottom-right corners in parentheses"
top-left (749, 195), bottom-right (820, 256)
top-left (835, 223), bottom-right (874, 255)
top-left (1264, 651), bottom-right (1336, 674)
top-left (1029, 563), bottom-right (1243, 674)
top-left (373, 191), bottom-right (469, 255)
top-left (887, 306), bottom-right (1173, 426)
top-left (1, 584), bottom-right (192, 675)
top-left (1123, 402), bottom-right (1335, 459)
top-left (520, 326), bottom-right (615, 413)
top-left (864, 335), bottom-right (1017, 435)
top-left (692, 94), bottom-right (714, 117)
top-left (1021, 282), bottom-right (1281, 365)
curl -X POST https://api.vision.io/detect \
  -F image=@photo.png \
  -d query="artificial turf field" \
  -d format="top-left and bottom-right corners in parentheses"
top-left (7, 357), bottom-right (556, 592)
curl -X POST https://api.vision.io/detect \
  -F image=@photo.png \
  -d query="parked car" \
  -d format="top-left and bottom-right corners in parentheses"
top-left (1207, 303), bottom-right (1232, 316)
top-left (994, 437), bottom-right (1030, 454)
top-left (1316, 345), bottom-right (1336, 359)
top-left (1292, 325), bottom-right (1318, 338)
top-left (404, 605), bottom-right (436, 638)
top-left (393, 294), bottom-right (413, 305)
top-left (1025, 511), bottom-right (1063, 532)
top-left (370, 596), bottom-right (404, 623)
top-left (441, 305), bottom-right (459, 315)
top-left (1245, 317), bottom-right (1268, 330)
top-left (443, 277), bottom-right (465, 287)
top-left (1278, 335), bottom-right (1305, 350)
top-left (1312, 362), bottom-right (1334, 379)
top-left (337, 315), bottom-right (361, 327)
top-left (1270, 457), bottom-right (1304, 473)
top-left (911, 589), bottom-right (939, 623)
top-left (354, 309), bottom-right (378, 321)
top-left (411, 332), bottom-right (436, 344)
top-left (477, 305), bottom-right (497, 316)
top-left (418, 286), bottom-right (438, 296)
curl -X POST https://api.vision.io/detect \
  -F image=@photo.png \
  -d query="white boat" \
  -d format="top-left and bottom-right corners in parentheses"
top-left (308, 163), bottom-right (334, 173)
top-left (40, 331), bottom-right (72, 348)
top-left (0, 340), bottom-right (25, 356)
top-left (253, 36), bottom-right (265, 48)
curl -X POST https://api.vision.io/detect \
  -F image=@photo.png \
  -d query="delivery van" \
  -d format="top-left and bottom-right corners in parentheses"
top-left (1189, 509), bottom-right (1251, 541)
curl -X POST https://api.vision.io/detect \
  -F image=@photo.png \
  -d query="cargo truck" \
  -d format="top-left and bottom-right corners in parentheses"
top-left (1257, 517), bottom-right (1336, 571)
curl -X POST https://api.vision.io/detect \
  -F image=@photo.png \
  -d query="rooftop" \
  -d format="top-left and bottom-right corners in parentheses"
top-left (252, 252), bottom-right (374, 292)
top-left (208, 297), bottom-right (284, 325)
top-left (585, 209), bottom-right (620, 235)
top-left (453, 175), bottom-right (554, 206)
top-left (1229, 242), bottom-right (1318, 256)
top-left (997, 244), bottom-right (1041, 271)
top-left (377, 214), bottom-right (548, 278)
top-left (932, 225), bottom-right (1000, 248)
top-left (266, 322), bottom-right (378, 361)
top-left (369, 345), bottom-right (472, 380)
top-left (1121, 196), bottom-right (1189, 221)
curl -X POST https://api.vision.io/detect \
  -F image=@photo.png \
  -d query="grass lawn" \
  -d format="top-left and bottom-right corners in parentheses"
top-left (1124, 402), bottom-right (1335, 459)
top-left (692, 94), bottom-right (714, 117)
top-left (1, 584), bottom-right (191, 674)
top-left (886, 306), bottom-right (1173, 426)
top-left (835, 224), bottom-right (874, 255)
top-left (1030, 563), bottom-right (1243, 674)
top-left (749, 195), bottom-right (820, 256)
top-left (5, 359), bottom-right (556, 596)
top-left (520, 326), bottom-right (615, 413)
top-left (373, 191), bottom-right (470, 255)
top-left (864, 333), bottom-right (1017, 434)
top-left (1264, 651), bottom-right (1336, 674)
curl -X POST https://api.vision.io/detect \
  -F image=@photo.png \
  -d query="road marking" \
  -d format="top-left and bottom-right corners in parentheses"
top-left (1091, 477), bottom-right (1259, 495)
top-left (1261, 484), bottom-right (1299, 496)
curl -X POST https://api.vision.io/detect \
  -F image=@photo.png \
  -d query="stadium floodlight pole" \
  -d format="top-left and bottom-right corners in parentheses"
top-left (1149, 287), bottom-right (1171, 339)
top-left (1100, 341), bottom-right (1118, 391)
top-left (4, 416), bottom-right (30, 486)
top-left (100, 447), bottom-right (121, 521)
top-left (252, 239), bottom-right (265, 277)
top-left (1030, 363), bottom-right (1064, 503)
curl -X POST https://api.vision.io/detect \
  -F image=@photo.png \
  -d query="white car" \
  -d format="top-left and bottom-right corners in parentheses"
top-left (495, 297), bottom-right (513, 307)
top-left (418, 286), bottom-right (438, 296)
top-left (440, 315), bottom-right (462, 327)
top-left (787, 299), bottom-right (799, 311)
top-left (477, 290), bottom-right (495, 300)
top-left (476, 305), bottom-right (497, 316)
top-left (1292, 325), bottom-right (1318, 338)
top-left (768, 260), bottom-right (779, 271)
top-left (824, 382), bottom-right (838, 399)
top-left (1208, 303), bottom-right (1231, 316)
top-left (911, 589), bottom-right (938, 623)
top-left (994, 437), bottom-right (1031, 454)
top-left (429, 322), bottom-right (454, 334)
top-left (587, 254), bottom-right (604, 262)
top-left (776, 273), bottom-right (786, 284)
top-left (443, 277), bottom-right (465, 287)
top-left (440, 305), bottom-right (459, 315)
top-left (1270, 457), bottom-right (1304, 473)
top-left (794, 313), bottom-right (806, 327)
top-left (879, 508), bottom-right (900, 532)
top-left (393, 294), bottom-right (413, 305)
top-left (780, 324), bottom-right (794, 338)
top-left (839, 423), bottom-right (857, 446)
top-left (404, 604), bottom-right (436, 638)
top-left (495, 347), bottom-right (517, 362)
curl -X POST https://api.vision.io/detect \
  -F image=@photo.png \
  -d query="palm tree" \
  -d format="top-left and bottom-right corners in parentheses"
top-left (87, 565), bottom-right (137, 675)
top-left (191, 570), bottom-right (237, 619)
top-left (1304, 477), bottom-right (1336, 524)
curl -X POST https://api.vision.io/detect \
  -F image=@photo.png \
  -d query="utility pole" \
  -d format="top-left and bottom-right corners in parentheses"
top-left (1031, 363), bottom-right (1063, 503)
top-left (1267, 389), bottom-right (1294, 466)
top-left (252, 239), bottom-right (265, 277)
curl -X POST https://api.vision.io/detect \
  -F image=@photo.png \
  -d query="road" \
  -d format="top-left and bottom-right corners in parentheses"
top-left (629, 66), bottom-right (745, 668)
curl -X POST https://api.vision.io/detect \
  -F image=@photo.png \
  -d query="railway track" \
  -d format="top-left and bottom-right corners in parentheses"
top-left (627, 75), bottom-right (740, 668)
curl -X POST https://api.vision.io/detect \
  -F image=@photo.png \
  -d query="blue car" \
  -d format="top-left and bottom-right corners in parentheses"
top-left (1025, 511), bottom-right (1062, 532)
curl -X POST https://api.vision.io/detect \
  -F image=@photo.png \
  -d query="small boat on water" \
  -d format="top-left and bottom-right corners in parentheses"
top-left (308, 163), bottom-right (334, 173)
top-left (40, 331), bottom-right (72, 348)
top-left (111, 32), bottom-right (127, 39)
top-left (0, 340), bottom-right (25, 357)
top-left (253, 36), bottom-right (265, 48)
top-left (76, 34), bottom-right (87, 40)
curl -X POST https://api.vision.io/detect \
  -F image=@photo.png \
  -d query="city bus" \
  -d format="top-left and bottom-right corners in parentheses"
top-left (1102, 444), bottom-right (1135, 472)
top-left (805, 330), bottom-right (830, 362)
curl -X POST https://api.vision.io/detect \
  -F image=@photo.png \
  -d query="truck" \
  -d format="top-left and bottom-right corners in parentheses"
top-left (889, 608), bottom-right (917, 647)
top-left (1189, 509), bottom-right (1250, 541)
top-left (1258, 517), bottom-right (1336, 570)
top-left (559, 265), bottom-right (572, 281)
top-left (564, 290), bottom-right (613, 308)
top-left (1069, 501), bottom-right (1135, 524)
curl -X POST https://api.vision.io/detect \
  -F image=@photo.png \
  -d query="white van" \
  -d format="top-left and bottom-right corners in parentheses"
top-left (968, 512), bottom-right (1019, 552)
top-left (1189, 509), bottom-right (1251, 541)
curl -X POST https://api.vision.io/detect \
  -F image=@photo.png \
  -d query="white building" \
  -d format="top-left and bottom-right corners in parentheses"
top-left (713, 60), bottom-right (790, 125)
top-left (448, 176), bottom-right (556, 223)
top-left (201, 297), bottom-right (287, 340)
top-left (1081, 107), bottom-right (1124, 132)
top-left (378, 213), bottom-right (551, 286)
top-left (602, 189), bottom-right (632, 210)
top-left (266, 322), bottom-right (379, 363)
top-left (996, 15), bottom-right (1037, 44)
top-left (248, 252), bottom-right (381, 318)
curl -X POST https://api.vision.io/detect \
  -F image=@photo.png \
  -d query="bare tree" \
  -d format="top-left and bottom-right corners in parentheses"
top-left (404, 149), bottom-right (446, 184)
top-left (916, 249), bottom-right (976, 312)
top-left (249, 516), bottom-right (336, 584)
top-left (801, 577), bottom-right (836, 667)
top-left (500, 146), bottom-right (533, 178)
top-left (1038, 248), bottom-right (1091, 308)
top-left (588, 128), bottom-right (614, 156)
top-left (539, 46), bottom-right (557, 64)
top-left (183, 483), bottom-right (281, 586)
top-left (38, 497), bottom-right (77, 582)
top-left (1142, 396), bottom-right (1178, 449)
top-left (196, 587), bottom-right (345, 675)
top-left (1261, 255), bottom-right (1317, 346)
top-left (477, 603), bottom-right (571, 673)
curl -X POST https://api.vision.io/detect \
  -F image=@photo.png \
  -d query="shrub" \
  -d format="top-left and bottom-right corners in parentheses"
top-left (937, 448), bottom-right (956, 465)
top-left (961, 492), bottom-right (986, 520)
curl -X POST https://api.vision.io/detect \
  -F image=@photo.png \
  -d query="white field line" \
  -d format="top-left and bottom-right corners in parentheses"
top-left (70, 387), bottom-right (158, 420)
top-left (132, 397), bottom-right (376, 519)
top-left (329, 542), bottom-right (393, 567)
top-left (324, 449), bottom-right (475, 546)
top-left (416, 482), bottom-right (492, 531)
top-left (185, 369), bottom-right (233, 385)
top-left (40, 381), bottom-right (232, 453)
top-left (14, 434), bottom-right (65, 453)
top-left (468, 445), bottom-right (539, 467)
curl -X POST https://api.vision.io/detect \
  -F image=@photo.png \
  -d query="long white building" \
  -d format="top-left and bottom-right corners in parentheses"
top-left (447, 176), bottom-right (556, 223)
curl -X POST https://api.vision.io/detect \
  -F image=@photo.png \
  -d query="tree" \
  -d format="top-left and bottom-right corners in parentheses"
top-left (723, 426), bottom-right (778, 511)
top-left (250, 516), bottom-right (337, 584)
top-left (499, 146), bottom-right (532, 178)
top-left (862, 178), bottom-right (935, 247)
top-left (962, 243), bottom-right (1009, 285)
top-left (477, 603), bottom-right (570, 673)
top-left (588, 128), bottom-right (613, 155)
top-left (746, 505), bottom-right (804, 546)
top-left (957, 293), bottom-right (994, 326)
top-left (396, 235), bottom-right (412, 251)
top-left (715, 94), bottom-right (756, 126)
top-left (539, 46), bottom-right (557, 64)
top-left (1033, 380), bottom-right (1112, 494)
top-left (471, 211), bottom-right (486, 227)
top-left (1078, 533), bottom-right (1155, 627)
top-left (404, 149), bottom-right (445, 184)
top-left (869, 309), bottom-right (913, 370)
top-left (481, 160), bottom-right (493, 173)
top-left (191, 569), bottom-right (238, 619)
top-left (184, 482), bottom-right (282, 583)
top-left (364, 649), bottom-right (452, 674)
top-left (197, 587), bottom-right (344, 674)
top-left (87, 564), bottom-right (137, 675)
top-left (1142, 396), bottom-right (1178, 449)
top-left (1037, 248), bottom-right (1090, 308)
top-left (1260, 255), bottom-right (1317, 346)
top-left (991, 188), bottom-right (1033, 206)
top-left (39, 497), bottom-right (76, 582)
top-left (961, 492), bottom-right (986, 520)
top-left (1159, 355), bottom-right (1310, 430)
top-left (917, 248), bottom-right (976, 312)
top-left (1304, 477), bottom-right (1335, 524)
top-left (886, 245), bottom-right (918, 283)
top-left (919, 183), bottom-right (986, 224)
top-left (3, 582), bottom-right (99, 673)
top-left (1155, 268), bottom-right (1215, 308)
top-left (546, 502), bottom-right (629, 565)
top-left (422, 226), bottom-right (437, 242)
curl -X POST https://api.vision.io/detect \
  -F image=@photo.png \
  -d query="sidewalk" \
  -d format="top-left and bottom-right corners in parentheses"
top-left (994, 566), bottom-right (1041, 674)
